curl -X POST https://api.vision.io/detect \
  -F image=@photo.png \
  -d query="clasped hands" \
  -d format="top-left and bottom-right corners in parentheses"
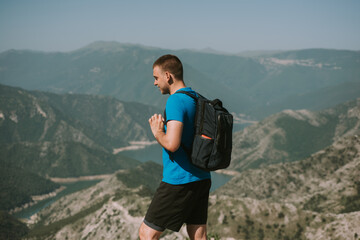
top-left (149, 114), bottom-right (165, 139)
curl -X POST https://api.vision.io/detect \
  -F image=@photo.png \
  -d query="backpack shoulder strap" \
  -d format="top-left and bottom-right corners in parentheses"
top-left (163, 90), bottom-right (198, 161)
top-left (164, 90), bottom-right (199, 122)
top-left (176, 90), bottom-right (199, 101)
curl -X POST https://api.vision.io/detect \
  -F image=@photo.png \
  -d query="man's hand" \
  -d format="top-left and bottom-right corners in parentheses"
top-left (149, 114), bottom-right (165, 139)
top-left (148, 114), bottom-right (183, 152)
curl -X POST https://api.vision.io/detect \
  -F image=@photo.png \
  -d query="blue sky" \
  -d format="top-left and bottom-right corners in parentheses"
top-left (0, 0), bottom-right (359, 53)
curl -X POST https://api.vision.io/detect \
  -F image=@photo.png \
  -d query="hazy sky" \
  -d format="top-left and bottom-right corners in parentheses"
top-left (1, 0), bottom-right (359, 53)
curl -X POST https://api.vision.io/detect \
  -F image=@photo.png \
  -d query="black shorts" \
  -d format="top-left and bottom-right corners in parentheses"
top-left (144, 179), bottom-right (211, 232)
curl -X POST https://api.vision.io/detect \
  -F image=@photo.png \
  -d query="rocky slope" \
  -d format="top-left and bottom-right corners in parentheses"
top-left (0, 84), bottom-right (158, 151)
top-left (23, 136), bottom-right (360, 239)
top-left (0, 84), bottom-right (163, 177)
top-left (25, 162), bottom-right (162, 240)
top-left (230, 98), bottom-right (360, 172)
top-left (208, 135), bottom-right (360, 239)
top-left (0, 84), bottom-right (158, 211)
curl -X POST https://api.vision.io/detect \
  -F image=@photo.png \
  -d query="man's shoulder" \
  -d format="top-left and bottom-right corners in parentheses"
top-left (175, 88), bottom-right (198, 101)
top-left (176, 87), bottom-right (197, 96)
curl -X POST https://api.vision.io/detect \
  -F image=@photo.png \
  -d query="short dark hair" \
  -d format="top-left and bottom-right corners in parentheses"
top-left (153, 54), bottom-right (183, 80)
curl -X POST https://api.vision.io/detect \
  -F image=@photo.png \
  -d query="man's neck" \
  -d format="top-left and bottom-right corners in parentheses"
top-left (169, 81), bottom-right (187, 95)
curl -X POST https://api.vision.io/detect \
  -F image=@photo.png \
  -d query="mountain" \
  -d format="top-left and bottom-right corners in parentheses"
top-left (1, 42), bottom-right (359, 118)
top-left (17, 95), bottom-right (360, 239)
top-left (0, 84), bottom-right (163, 178)
top-left (0, 166), bottom-right (60, 211)
top-left (0, 141), bottom-right (139, 178)
top-left (0, 84), bottom-right (158, 151)
top-left (24, 161), bottom-right (162, 240)
top-left (208, 135), bottom-right (360, 239)
top-left (252, 81), bottom-right (360, 117)
top-left (23, 136), bottom-right (360, 239)
top-left (1, 84), bottom-right (160, 212)
top-left (0, 211), bottom-right (29, 240)
top-left (230, 98), bottom-right (360, 171)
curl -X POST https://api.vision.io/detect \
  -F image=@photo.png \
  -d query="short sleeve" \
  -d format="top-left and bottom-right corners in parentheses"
top-left (165, 94), bottom-right (185, 123)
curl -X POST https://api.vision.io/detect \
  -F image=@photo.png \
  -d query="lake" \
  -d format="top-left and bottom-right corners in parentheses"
top-left (119, 144), bottom-right (233, 192)
top-left (14, 180), bottom-right (101, 219)
top-left (14, 145), bottom-right (232, 219)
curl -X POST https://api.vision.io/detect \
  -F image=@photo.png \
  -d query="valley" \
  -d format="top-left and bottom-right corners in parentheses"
top-left (19, 135), bottom-right (360, 240)
top-left (0, 43), bottom-right (359, 239)
top-left (6, 94), bottom-right (358, 240)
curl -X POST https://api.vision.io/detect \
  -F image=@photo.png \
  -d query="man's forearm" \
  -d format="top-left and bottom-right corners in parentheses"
top-left (153, 131), bottom-right (179, 153)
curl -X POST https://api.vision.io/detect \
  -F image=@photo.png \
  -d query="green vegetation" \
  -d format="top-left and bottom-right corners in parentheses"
top-left (0, 83), bottom-right (153, 215)
top-left (208, 209), bottom-right (309, 240)
top-left (303, 194), bottom-right (328, 212)
top-left (211, 135), bottom-right (360, 239)
top-left (207, 232), bottom-right (221, 240)
top-left (27, 195), bottom-right (110, 238)
top-left (274, 114), bottom-right (338, 161)
top-left (0, 166), bottom-right (59, 211)
top-left (116, 161), bottom-right (162, 193)
top-left (341, 181), bottom-right (360, 213)
top-left (0, 83), bottom-right (159, 150)
top-left (0, 142), bottom-right (140, 178)
top-left (0, 211), bottom-right (29, 240)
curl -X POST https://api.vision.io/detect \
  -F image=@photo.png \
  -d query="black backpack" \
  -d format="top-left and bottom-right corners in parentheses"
top-left (165, 91), bottom-right (233, 171)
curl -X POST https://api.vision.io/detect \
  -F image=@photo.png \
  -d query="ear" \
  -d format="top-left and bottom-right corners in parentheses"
top-left (164, 71), bottom-right (170, 79)
top-left (165, 71), bottom-right (173, 84)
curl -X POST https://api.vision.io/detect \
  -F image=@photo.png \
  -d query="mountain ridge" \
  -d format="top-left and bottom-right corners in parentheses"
top-left (1, 41), bottom-right (359, 118)
top-left (208, 135), bottom-right (360, 239)
top-left (0, 84), bottom-right (158, 211)
top-left (0, 83), bottom-right (158, 151)
top-left (230, 97), bottom-right (360, 171)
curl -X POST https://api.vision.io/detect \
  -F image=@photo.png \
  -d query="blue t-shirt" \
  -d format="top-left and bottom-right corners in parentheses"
top-left (162, 87), bottom-right (211, 185)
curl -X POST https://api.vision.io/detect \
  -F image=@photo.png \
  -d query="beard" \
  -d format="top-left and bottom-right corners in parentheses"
top-left (159, 87), bottom-right (170, 95)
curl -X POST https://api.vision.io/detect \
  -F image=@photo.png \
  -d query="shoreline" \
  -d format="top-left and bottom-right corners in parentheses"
top-left (50, 174), bottom-right (112, 183)
top-left (113, 141), bottom-right (157, 154)
top-left (9, 186), bottom-right (66, 215)
top-left (214, 169), bottom-right (240, 176)
top-left (10, 174), bottom-right (110, 215)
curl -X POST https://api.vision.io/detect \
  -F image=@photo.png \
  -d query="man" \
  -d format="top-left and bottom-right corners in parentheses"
top-left (139, 54), bottom-right (211, 240)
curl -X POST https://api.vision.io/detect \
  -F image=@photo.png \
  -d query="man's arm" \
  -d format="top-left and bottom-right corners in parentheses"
top-left (149, 114), bottom-right (183, 152)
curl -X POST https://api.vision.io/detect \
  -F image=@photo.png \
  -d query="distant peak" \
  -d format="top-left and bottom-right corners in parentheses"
top-left (79, 41), bottom-right (160, 52)
top-left (80, 41), bottom-right (130, 51)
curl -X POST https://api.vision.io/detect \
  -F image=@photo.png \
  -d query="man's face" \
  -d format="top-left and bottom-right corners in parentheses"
top-left (153, 66), bottom-right (170, 95)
